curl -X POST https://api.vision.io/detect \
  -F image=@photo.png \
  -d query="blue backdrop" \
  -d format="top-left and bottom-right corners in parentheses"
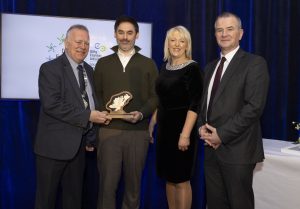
top-left (1, 0), bottom-right (300, 209)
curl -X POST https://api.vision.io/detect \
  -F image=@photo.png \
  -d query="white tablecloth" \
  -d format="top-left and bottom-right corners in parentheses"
top-left (253, 139), bottom-right (300, 209)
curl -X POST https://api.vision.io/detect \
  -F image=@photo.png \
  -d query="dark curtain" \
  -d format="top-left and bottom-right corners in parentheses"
top-left (1, 0), bottom-right (300, 209)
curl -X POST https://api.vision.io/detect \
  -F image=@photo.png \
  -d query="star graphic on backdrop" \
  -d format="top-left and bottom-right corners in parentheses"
top-left (57, 34), bottom-right (65, 45)
top-left (46, 55), bottom-right (53, 61)
top-left (46, 43), bottom-right (56, 52)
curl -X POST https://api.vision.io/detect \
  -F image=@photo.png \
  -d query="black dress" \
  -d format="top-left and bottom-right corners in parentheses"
top-left (155, 61), bottom-right (203, 183)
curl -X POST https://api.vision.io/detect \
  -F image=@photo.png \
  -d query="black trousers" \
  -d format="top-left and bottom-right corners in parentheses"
top-left (35, 142), bottom-right (85, 209)
top-left (204, 147), bottom-right (256, 209)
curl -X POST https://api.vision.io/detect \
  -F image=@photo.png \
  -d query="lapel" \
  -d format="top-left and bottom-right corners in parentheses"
top-left (201, 59), bottom-right (219, 114)
top-left (212, 49), bottom-right (245, 106)
top-left (62, 54), bottom-right (85, 108)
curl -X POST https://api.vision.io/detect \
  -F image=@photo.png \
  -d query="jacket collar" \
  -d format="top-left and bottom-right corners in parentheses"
top-left (111, 45), bottom-right (141, 53)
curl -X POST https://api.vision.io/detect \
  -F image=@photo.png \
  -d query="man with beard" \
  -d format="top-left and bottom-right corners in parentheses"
top-left (93, 16), bottom-right (158, 209)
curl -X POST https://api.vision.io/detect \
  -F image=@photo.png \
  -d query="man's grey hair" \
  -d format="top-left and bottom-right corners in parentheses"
top-left (215, 12), bottom-right (242, 29)
top-left (65, 24), bottom-right (89, 39)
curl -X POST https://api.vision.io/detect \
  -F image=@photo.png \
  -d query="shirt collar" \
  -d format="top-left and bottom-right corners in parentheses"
top-left (65, 52), bottom-right (84, 69)
top-left (117, 48), bottom-right (136, 57)
top-left (221, 45), bottom-right (240, 63)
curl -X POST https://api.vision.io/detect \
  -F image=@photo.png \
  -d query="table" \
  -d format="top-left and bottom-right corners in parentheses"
top-left (253, 139), bottom-right (300, 209)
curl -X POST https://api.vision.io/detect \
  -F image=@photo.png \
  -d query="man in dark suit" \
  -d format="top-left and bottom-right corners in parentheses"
top-left (198, 12), bottom-right (269, 209)
top-left (34, 24), bottom-right (110, 209)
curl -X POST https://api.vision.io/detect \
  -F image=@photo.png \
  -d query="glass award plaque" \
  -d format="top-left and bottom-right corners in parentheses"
top-left (105, 91), bottom-right (134, 119)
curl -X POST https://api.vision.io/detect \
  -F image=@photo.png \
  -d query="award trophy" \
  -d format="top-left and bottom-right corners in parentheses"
top-left (280, 121), bottom-right (300, 155)
top-left (292, 121), bottom-right (300, 144)
top-left (106, 91), bottom-right (134, 119)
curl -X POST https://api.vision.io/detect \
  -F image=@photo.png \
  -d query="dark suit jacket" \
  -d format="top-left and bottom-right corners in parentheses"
top-left (34, 53), bottom-right (97, 160)
top-left (198, 48), bottom-right (269, 164)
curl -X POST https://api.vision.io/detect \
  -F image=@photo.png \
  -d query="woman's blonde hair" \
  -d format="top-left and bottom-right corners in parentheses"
top-left (163, 25), bottom-right (192, 62)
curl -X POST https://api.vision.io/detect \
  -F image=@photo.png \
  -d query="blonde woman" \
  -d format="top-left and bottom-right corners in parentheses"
top-left (150, 26), bottom-right (203, 209)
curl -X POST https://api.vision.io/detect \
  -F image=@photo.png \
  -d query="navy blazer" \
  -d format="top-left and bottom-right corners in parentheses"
top-left (34, 53), bottom-right (97, 160)
top-left (198, 49), bottom-right (269, 164)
